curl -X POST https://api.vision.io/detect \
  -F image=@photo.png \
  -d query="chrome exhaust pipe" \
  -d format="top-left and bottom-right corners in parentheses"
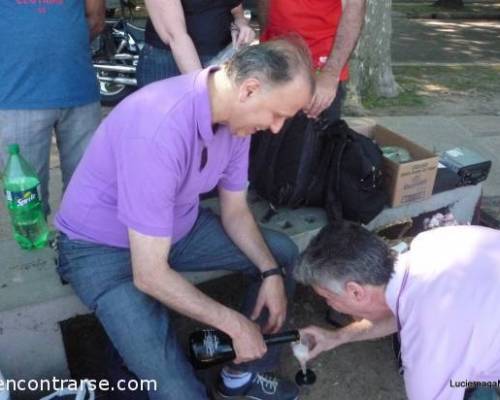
top-left (113, 53), bottom-right (138, 61)
top-left (98, 76), bottom-right (137, 86)
top-left (94, 64), bottom-right (136, 73)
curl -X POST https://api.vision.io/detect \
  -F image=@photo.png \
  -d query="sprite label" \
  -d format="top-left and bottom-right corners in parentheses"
top-left (5, 185), bottom-right (42, 209)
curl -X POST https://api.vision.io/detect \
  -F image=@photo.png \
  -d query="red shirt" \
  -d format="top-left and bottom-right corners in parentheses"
top-left (260, 0), bottom-right (349, 81)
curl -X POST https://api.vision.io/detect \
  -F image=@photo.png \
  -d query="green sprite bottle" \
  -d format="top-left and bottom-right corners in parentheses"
top-left (2, 144), bottom-right (50, 250)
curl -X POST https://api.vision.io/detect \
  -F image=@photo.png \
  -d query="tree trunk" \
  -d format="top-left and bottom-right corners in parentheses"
top-left (345, 0), bottom-right (399, 115)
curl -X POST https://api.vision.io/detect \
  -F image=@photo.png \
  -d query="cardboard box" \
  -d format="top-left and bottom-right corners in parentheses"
top-left (361, 124), bottom-right (439, 207)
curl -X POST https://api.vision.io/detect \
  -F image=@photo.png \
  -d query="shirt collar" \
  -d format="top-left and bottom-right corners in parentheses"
top-left (194, 66), bottom-right (220, 145)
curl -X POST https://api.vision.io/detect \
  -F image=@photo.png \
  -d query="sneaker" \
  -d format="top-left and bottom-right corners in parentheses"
top-left (215, 372), bottom-right (299, 400)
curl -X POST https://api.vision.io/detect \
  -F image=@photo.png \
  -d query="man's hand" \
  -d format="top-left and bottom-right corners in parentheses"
top-left (231, 314), bottom-right (268, 364)
top-left (304, 72), bottom-right (339, 119)
top-left (233, 17), bottom-right (256, 49)
top-left (299, 325), bottom-right (339, 361)
top-left (251, 275), bottom-right (287, 334)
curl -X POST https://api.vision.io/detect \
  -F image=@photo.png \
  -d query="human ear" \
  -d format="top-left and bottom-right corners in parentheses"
top-left (345, 281), bottom-right (365, 302)
top-left (238, 78), bottom-right (261, 102)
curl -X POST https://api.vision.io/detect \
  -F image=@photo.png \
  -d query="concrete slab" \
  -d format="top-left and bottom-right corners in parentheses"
top-left (450, 116), bottom-right (500, 137)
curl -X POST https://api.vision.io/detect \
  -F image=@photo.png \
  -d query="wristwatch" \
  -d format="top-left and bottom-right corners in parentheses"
top-left (261, 266), bottom-right (286, 280)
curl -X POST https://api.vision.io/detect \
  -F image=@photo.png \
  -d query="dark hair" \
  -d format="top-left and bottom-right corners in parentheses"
top-left (224, 36), bottom-right (315, 95)
top-left (294, 221), bottom-right (395, 293)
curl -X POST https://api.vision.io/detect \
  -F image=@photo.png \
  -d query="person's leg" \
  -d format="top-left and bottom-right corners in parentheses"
top-left (0, 109), bottom-right (57, 215)
top-left (169, 208), bottom-right (299, 399)
top-left (55, 102), bottom-right (101, 192)
top-left (136, 44), bottom-right (181, 88)
top-left (169, 208), bottom-right (298, 373)
top-left (56, 234), bottom-right (209, 400)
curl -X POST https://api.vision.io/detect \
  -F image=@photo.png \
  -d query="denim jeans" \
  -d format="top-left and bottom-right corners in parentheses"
top-left (136, 44), bottom-right (216, 88)
top-left (57, 208), bottom-right (298, 400)
top-left (464, 388), bottom-right (500, 400)
top-left (0, 102), bottom-right (101, 215)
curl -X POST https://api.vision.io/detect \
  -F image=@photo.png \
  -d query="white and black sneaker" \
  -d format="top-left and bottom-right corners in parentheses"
top-left (216, 372), bottom-right (299, 400)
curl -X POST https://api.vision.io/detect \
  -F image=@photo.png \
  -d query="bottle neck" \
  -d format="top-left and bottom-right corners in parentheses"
top-left (263, 330), bottom-right (300, 346)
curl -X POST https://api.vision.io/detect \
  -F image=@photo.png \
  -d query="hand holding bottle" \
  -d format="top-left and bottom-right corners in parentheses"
top-left (231, 314), bottom-right (267, 364)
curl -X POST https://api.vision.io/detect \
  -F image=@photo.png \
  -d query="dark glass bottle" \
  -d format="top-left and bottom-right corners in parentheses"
top-left (189, 328), bottom-right (300, 369)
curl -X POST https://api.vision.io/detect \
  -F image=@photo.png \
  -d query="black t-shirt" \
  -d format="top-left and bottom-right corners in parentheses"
top-left (145, 0), bottom-right (241, 56)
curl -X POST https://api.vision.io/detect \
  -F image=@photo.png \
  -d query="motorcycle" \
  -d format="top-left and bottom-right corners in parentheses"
top-left (92, 0), bottom-right (144, 106)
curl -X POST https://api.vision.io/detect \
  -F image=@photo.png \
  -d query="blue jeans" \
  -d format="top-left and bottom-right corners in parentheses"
top-left (0, 103), bottom-right (101, 215)
top-left (464, 388), bottom-right (500, 400)
top-left (136, 44), bottom-right (216, 88)
top-left (57, 208), bottom-right (298, 400)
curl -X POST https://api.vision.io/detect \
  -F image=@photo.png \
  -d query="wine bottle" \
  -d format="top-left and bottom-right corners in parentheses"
top-left (189, 328), bottom-right (300, 369)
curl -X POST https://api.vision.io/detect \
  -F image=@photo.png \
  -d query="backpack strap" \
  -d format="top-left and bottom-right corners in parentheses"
top-left (250, 126), bottom-right (288, 206)
top-left (324, 125), bottom-right (352, 222)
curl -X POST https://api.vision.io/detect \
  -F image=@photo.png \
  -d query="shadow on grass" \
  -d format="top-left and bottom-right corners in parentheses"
top-left (363, 65), bottom-right (500, 111)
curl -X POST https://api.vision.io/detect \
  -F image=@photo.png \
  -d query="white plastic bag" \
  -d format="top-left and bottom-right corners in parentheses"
top-left (39, 381), bottom-right (95, 400)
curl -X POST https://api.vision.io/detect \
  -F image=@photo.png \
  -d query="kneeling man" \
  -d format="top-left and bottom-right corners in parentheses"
top-left (295, 221), bottom-right (500, 400)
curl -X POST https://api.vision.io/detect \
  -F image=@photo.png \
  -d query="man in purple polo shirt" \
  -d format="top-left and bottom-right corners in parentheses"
top-left (55, 38), bottom-right (314, 400)
top-left (294, 222), bottom-right (500, 400)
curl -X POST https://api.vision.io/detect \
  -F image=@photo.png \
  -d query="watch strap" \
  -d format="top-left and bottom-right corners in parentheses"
top-left (261, 267), bottom-right (285, 280)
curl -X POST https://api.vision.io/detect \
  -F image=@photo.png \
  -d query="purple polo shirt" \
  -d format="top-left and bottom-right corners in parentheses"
top-left (55, 68), bottom-right (250, 247)
top-left (386, 226), bottom-right (500, 400)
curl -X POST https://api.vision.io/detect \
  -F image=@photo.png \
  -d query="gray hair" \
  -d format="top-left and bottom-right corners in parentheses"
top-left (224, 36), bottom-right (315, 95)
top-left (294, 221), bottom-right (395, 294)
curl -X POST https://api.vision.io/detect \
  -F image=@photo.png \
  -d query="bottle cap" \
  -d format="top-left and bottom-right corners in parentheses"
top-left (8, 144), bottom-right (20, 155)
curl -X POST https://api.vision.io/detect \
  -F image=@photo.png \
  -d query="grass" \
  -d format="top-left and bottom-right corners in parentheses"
top-left (363, 65), bottom-right (500, 109)
top-left (392, 3), bottom-right (500, 16)
top-left (392, 3), bottom-right (476, 14)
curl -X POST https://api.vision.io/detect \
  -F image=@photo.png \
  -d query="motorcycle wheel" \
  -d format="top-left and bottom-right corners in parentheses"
top-left (97, 72), bottom-right (136, 106)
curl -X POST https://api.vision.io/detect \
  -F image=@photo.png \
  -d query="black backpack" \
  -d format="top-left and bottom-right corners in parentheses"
top-left (249, 117), bottom-right (387, 224)
top-left (249, 112), bottom-right (326, 208)
top-left (323, 120), bottom-right (387, 223)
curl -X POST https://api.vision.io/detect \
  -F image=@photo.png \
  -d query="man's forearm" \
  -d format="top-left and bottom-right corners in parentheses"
top-left (85, 0), bottom-right (105, 40)
top-left (221, 206), bottom-right (277, 273)
top-left (322, 0), bottom-right (366, 79)
top-left (135, 258), bottom-right (242, 335)
top-left (335, 316), bottom-right (397, 346)
top-left (256, 0), bottom-right (269, 31)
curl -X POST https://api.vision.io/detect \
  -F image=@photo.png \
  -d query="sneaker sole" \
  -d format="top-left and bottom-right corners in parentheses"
top-left (213, 390), bottom-right (298, 400)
